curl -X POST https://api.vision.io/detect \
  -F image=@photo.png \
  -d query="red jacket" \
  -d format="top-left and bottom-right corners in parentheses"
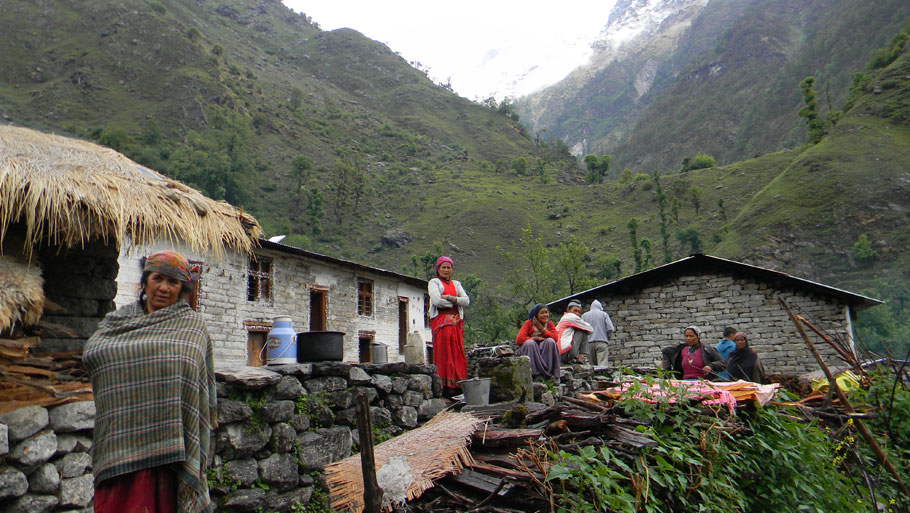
top-left (516, 320), bottom-right (558, 345)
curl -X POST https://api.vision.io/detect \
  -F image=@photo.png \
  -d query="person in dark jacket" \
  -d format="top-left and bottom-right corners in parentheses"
top-left (726, 332), bottom-right (765, 383)
top-left (661, 326), bottom-right (726, 380)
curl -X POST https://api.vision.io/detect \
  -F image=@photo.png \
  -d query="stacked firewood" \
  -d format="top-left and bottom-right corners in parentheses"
top-left (404, 395), bottom-right (657, 513)
top-left (0, 336), bottom-right (91, 414)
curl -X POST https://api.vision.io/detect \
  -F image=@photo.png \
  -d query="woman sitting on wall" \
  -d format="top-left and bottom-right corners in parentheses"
top-left (84, 250), bottom-right (216, 513)
top-left (516, 304), bottom-right (561, 380)
top-left (661, 326), bottom-right (726, 380)
top-left (726, 332), bottom-right (765, 383)
top-left (428, 256), bottom-right (470, 397)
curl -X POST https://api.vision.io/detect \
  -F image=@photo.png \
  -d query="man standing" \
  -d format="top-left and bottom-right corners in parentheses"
top-left (582, 300), bottom-right (614, 366)
top-left (715, 326), bottom-right (737, 380)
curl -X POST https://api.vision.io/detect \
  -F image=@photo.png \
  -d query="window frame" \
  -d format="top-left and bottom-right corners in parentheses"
top-left (247, 255), bottom-right (273, 302)
top-left (357, 277), bottom-right (374, 316)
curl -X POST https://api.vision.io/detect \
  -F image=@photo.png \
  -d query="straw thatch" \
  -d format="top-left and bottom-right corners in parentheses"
top-left (325, 411), bottom-right (486, 513)
top-left (0, 255), bottom-right (44, 331)
top-left (0, 125), bottom-right (261, 259)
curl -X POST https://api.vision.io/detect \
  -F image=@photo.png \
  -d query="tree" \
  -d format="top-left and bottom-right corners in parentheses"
top-left (671, 198), bottom-right (679, 225)
top-left (328, 160), bottom-right (353, 226)
top-left (292, 154), bottom-right (313, 214)
top-left (851, 233), bottom-right (877, 266)
top-left (799, 76), bottom-right (826, 144)
top-left (677, 226), bottom-right (703, 254)
top-left (687, 185), bottom-right (704, 216)
top-left (653, 170), bottom-right (672, 263)
top-left (628, 218), bottom-right (643, 273)
top-left (304, 187), bottom-right (324, 235)
top-left (512, 157), bottom-right (529, 176)
top-left (717, 198), bottom-right (727, 222)
top-left (499, 225), bottom-right (556, 308)
top-left (554, 235), bottom-right (593, 295)
top-left (619, 168), bottom-right (633, 184)
top-left (681, 153), bottom-right (716, 172)
top-left (289, 87), bottom-right (303, 111)
top-left (583, 154), bottom-right (611, 184)
top-left (595, 254), bottom-right (622, 281)
top-left (407, 241), bottom-right (444, 280)
top-left (639, 238), bottom-right (653, 270)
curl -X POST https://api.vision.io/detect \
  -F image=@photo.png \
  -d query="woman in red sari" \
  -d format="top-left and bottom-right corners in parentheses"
top-left (428, 256), bottom-right (470, 397)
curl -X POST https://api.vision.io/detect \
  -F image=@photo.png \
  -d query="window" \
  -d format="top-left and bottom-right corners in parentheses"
top-left (424, 294), bottom-right (430, 327)
top-left (357, 278), bottom-right (373, 316)
top-left (248, 256), bottom-right (273, 301)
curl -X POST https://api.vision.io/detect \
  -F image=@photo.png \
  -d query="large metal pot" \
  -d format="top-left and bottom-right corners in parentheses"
top-left (296, 331), bottom-right (344, 362)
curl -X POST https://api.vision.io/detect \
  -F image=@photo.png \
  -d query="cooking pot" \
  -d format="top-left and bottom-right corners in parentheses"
top-left (297, 331), bottom-right (344, 362)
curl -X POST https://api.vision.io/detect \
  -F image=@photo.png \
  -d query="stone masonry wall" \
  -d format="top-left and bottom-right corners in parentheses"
top-left (601, 272), bottom-right (852, 375)
top-left (116, 240), bottom-right (432, 366)
top-left (0, 362), bottom-right (447, 513)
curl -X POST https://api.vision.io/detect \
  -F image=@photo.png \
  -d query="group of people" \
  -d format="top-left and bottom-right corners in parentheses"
top-left (82, 251), bottom-right (765, 511)
top-left (661, 326), bottom-right (765, 383)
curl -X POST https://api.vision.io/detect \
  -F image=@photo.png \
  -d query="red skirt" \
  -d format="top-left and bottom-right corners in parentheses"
top-left (431, 313), bottom-right (467, 389)
top-left (94, 466), bottom-right (177, 513)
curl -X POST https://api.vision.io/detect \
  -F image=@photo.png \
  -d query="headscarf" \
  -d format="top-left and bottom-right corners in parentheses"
top-left (727, 332), bottom-right (758, 381)
top-left (528, 303), bottom-right (546, 321)
top-left (684, 325), bottom-right (701, 340)
top-left (144, 250), bottom-right (192, 283)
top-left (435, 256), bottom-right (454, 279)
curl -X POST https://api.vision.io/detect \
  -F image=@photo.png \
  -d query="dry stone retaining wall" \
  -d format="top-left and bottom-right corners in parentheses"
top-left (0, 362), bottom-right (446, 513)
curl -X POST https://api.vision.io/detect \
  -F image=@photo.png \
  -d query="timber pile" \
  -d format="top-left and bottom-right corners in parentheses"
top-left (401, 394), bottom-right (658, 513)
top-left (0, 336), bottom-right (91, 414)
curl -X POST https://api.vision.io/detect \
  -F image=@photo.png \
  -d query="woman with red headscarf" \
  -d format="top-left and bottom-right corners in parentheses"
top-left (428, 256), bottom-right (470, 397)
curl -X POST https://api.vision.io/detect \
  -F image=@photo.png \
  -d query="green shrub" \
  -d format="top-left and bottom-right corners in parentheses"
top-left (149, 1), bottom-right (166, 15)
top-left (851, 233), bottom-right (878, 266)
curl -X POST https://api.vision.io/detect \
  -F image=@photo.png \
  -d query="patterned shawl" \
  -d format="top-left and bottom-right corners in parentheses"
top-left (84, 300), bottom-right (216, 513)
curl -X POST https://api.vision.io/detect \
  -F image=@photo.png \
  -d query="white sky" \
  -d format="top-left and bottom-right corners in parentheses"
top-left (282, 1), bottom-right (618, 100)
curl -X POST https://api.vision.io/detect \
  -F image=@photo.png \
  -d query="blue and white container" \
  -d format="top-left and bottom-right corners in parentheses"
top-left (266, 316), bottom-right (297, 365)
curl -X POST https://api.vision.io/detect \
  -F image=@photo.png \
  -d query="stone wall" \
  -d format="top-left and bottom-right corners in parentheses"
top-left (116, 240), bottom-right (433, 366)
top-left (0, 362), bottom-right (447, 513)
top-left (36, 240), bottom-right (119, 354)
top-left (600, 272), bottom-right (852, 375)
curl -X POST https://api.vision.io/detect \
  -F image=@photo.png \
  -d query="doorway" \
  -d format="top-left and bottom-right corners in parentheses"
top-left (310, 287), bottom-right (327, 331)
top-left (245, 323), bottom-right (271, 367)
top-left (398, 297), bottom-right (408, 354)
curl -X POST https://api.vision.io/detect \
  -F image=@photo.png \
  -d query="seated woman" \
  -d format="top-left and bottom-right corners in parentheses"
top-left (516, 304), bottom-right (561, 380)
top-left (726, 332), bottom-right (765, 383)
top-left (661, 326), bottom-right (726, 380)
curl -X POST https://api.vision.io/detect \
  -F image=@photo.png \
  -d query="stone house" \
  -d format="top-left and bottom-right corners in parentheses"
top-left (549, 254), bottom-right (881, 375)
top-left (115, 238), bottom-right (433, 366)
top-left (0, 125), bottom-right (259, 352)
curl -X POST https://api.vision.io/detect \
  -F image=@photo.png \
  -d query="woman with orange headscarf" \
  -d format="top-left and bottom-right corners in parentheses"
top-left (428, 256), bottom-right (470, 397)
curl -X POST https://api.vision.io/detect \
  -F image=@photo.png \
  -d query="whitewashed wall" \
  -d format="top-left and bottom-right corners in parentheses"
top-left (116, 238), bottom-right (431, 365)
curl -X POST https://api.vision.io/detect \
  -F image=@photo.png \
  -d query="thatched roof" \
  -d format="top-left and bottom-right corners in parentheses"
top-left (0, 255), bottom-right (44, 331)
top-left (0, 125), bottom-right (261, 259)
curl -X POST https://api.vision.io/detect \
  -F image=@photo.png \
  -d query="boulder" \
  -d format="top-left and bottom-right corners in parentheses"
top-left (49, 402), bottom-right (95, 432)
top-left (478, 356), bottom-right (533, 403)
top-left (295, 427), bottom-right (352, 470)
top-left (55, 434), bottom-right (92, 456)
top-left (391, 406), bottom-right (418, 428)
top-left (0, 467), bottom-right (28, 500)
top-left (221, 488), bottom-right (267, 511)
top-left (217, 423), bottom-right (272, 460)
top-left (54, 451), bottom-right (92, 478)
top-left (0, 494), bottom-right (58, 513)
top-left (217, 399), bottom-right (254, 424)
top-left (381, 228), bottom-right (411, 248)
top-left (0, 424), bottom-right (7, 456)
top-left (27, 464), bottom-right (60, 494)
top-left (9, 430), bottom-right (57, 470)
top-left (417, 398), bottom-right (450, 421)
top-left (258, 453), bottom-right (299, 491)
top-left (0, 405), bottom-right (48, 441)
top-left (264, 486), bottom-right (315, 512)
top-left (223, 457), bottom-right (259, 487)
top-left (390, 376), bottom-right (410, 394)
top-left (58, 474), bottom-right (93, 508)
top-left (261, 400), bottom-right (295, 423)
top-left (270, 422), bottom-right (296, 453)
top-left (275, 375), bottom-right (306, 399)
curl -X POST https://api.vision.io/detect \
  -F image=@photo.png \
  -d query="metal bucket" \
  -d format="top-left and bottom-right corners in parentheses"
top-left (371, 343), bottom-right (388, 364)
top-left (266, 316), bottom-right (297, 365)
top-left (458, 377), bottom-right (491, 406)
top-left (297, 331), bottom-right (344, 362)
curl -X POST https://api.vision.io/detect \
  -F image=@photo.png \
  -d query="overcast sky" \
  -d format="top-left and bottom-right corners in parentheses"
top-left (282, 1), bottom-right (617, 100)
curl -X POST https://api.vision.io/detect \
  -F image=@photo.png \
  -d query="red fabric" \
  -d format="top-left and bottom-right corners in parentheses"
top-left (431, 313), bottom-right (466, 389)
top-left (681, 347), bottom-right (706, 379)
top-left (440, 279), bottom-right (457, 297)
top-left (515, 320), bottom-right (558, 345)
top-left (94, 466), bottom-right (177, 513)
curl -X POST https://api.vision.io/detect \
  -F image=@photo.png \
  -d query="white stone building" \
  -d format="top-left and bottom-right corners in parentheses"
top-left (550, 254), bottom-right (882, 375)
top-left (116, 238), bottom-right (432, 366)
